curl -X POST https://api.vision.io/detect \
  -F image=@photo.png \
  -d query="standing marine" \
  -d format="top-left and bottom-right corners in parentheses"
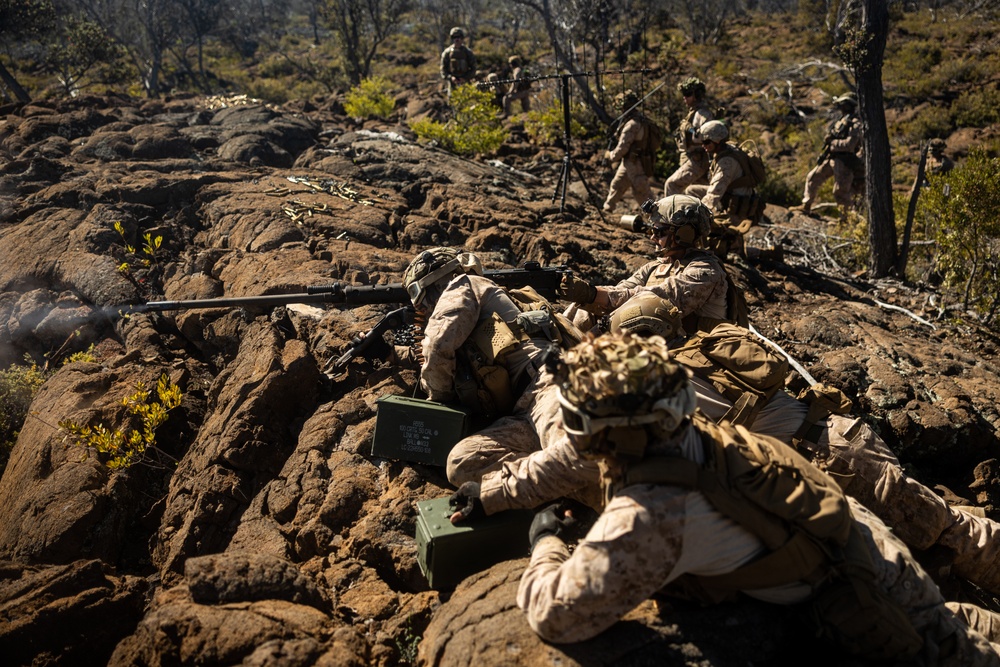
top-left (502, 55), bottom-right (532, 116)
top-left (601, 90), bottom-right (655, 214)
top-left (664, 77), bottom-right (714, 196)
top-left (797, 93), bottom-right (864, 216)
top-left (440, 27), bottom-right (476, 98)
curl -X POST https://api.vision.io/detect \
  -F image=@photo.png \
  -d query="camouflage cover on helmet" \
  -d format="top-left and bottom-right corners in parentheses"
top-left (615, 89), bottom-right (639, 111)
top-left (402, 247), bottom-right (482, 306)
top-left (609, 292), bottom-right (685, 341)
top-left (449, 27), bottom-right (466, 39)
top-left (559, 333), bottom-right (696, 431)
top-left (832, 93), bottom-right (856, 108)
top-left (644, 194), bottom-right (712, 244)
top-left (678, 77), bottom-right (706, 97)
top-left (698, 120), bottom-right (729, 144)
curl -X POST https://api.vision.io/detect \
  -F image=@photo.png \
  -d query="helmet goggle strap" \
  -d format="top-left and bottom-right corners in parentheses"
top-left (558, 387), bottom-right (666, 437)
top-left (407, 257), bottom-right (462, 306)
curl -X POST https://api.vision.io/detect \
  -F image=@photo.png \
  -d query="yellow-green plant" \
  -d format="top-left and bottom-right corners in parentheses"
top-left (344, 76), bottom-right (395, 119)
top-left (523, 103), bottom-right (586, 146)
top-left (0, 358), bottom-right (49, 474)
top-left (64, 344), bottom-right (97, 365)
top-left (113, 220), bottom-right (163, 275)
top-left (60, 374), bottom-right (183, 470)
top-left (409, 85), bottom-right (507, 156)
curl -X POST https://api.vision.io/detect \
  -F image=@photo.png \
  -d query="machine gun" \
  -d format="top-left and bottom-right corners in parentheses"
top-left (125, 262), bottom-right (571, 372)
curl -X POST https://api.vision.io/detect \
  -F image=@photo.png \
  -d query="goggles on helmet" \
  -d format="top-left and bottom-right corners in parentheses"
top-left (558, 387), bottom-right (672, 437)
top-left (406, 257), bottom-right (462, 306)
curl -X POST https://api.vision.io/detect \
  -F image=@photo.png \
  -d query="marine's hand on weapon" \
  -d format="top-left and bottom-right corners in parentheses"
top-left (328, 305), bottom-right (415, 373)
top-left (556, 273), bottom-right (598, 305)
top-left (448, 482), bottom-right (485, 524)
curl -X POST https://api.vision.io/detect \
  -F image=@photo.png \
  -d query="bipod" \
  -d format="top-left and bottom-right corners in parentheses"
top-left (550, 73), bottom-right (606, 223)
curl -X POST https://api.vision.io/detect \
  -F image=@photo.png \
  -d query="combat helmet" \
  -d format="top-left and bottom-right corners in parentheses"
top-left (928, 138), bottom-right (946, 154)
top-left (402, 247), bottom-right (482, 307)
top-left (449, 27), bottom-right (466, 39)
top-left (609, 292), bottom-right (685, 341)
top-left (557, 333), bottom-right (697, 460)
top-left (678, 77), bottom-right (706, 98)
top-left (832, 93), bottom-right (856, 109)
top-left (615, 89), bottom-right (639, 112)
top-left (508, 55), bottom-right (522, 67)
top-left (698, 120), bottom-right (729, 144)
top-left (639, 194), bottom-right (712, 247)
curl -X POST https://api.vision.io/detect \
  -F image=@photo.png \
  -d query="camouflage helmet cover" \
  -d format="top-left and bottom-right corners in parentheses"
top-left (558, 333), bottom-right (697, 453)
top-left (678, 77), bottom-right (706, 97)
top-left (508, 55), bottom-right (522, 66)
top-left (449, 26), bottom-right (466, 39)
top-left (928, 138), bottom-right (946, 152)
top-left (643, 194), bottom-right (712, 246)
top-left (698, 120), bottom-right (729, 143)
top-left (615, 89), bottom-right (639, 111)
top-left (609, 292), bottom-right (685, 341)
top-left (402, 247), bottom-right (482, 306)
top-left (832, 93), bottom-right (857, 108)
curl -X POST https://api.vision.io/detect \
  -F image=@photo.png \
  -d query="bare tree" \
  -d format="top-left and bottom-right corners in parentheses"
top-left (0, 0), bottom-right (56, 103)
top-left (175, 0), bottom-right (225, 89)
top-left (665, 0), bottom-right (749, 45)
top-left (835, 0), bottom-right (896, 277)
top-left (322, 0), bottom-right (412, 84)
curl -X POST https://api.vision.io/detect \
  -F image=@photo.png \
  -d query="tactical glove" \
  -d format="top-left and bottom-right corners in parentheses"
top-left (448, 482), bottom-right (485, 524)
top-left (557, 274), bottom-right (598, 305)
top-left (529, 502), bottom-right (583, 550)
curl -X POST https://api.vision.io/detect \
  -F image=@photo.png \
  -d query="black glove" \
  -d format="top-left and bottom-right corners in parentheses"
top-left (448, 482), bottom-right (485, 524)
top-left (556, 273), bottom-right (597, 305)
top-left (529, 502), bottom-right (580, 551)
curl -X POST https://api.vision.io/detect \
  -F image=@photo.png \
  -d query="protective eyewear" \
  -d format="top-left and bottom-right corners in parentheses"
top-left (557, 387), bottom-right (665, 437)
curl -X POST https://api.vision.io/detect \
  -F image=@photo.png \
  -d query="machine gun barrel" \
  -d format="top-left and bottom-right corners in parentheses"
top-left (131, 263), bottom-right (568, 313)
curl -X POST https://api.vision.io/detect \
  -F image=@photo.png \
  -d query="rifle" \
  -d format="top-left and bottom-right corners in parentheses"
top-left (329, 305), bottom-right (415, 372)
top-left (816, 141), bottom-right (832, 166)
top-left (130, 262), bottom-right (569, 314)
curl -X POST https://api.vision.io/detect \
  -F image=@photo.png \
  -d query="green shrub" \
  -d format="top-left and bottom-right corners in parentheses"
top-left (523, 102), bottom-right (586, 146)
top-left (895, 105), bottom-right (951, 143)
top-left (919, 150), bottom-right (1000, 326)
top-left (0, 359), bottom-right (49, 475)
top-left (344, 76), bottom-right (396, 119)
top-left (758, 171), bottom-right (800, 208)
top-left (409, 85), bottom-right (507, 156)
top-left (950, 86), bottom-right (1000, 128)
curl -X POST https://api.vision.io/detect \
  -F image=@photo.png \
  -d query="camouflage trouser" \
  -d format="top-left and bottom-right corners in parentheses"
top-left (604, 156), bottom-right (654, 212)
top-left (803, 157), bottom-right (856, 209)
top-left (664, 150), bottom-right (710, 196)
top-left (808, 415), bottom-right (1000, 597)
top-left (447, 372), bottom-right (562, 486)
top-left (503, 90), bottom-right (530, 115)
top-left (850, 500), bottom-right (1000, 665)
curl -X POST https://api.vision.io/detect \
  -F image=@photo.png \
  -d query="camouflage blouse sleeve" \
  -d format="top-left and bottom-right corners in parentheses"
top-left (642, 256), bottom-right (728, 319)
top-left (440, 47), bottom-right (451, 79)
top-left (828, 117), bottom-right (863, 155)
top-left (419, 276), bottom-right (481, 401)
top-left (608, 118), bottom-right (643, 163)
top-left (702, 154), bottom-right (742, 214)
top-left (600, 260), bottom-right (660, 310)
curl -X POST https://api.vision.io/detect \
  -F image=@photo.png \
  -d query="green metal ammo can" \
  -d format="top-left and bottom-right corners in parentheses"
top-left (371, 395), bottom-right (472, 467)
top-left (415, 496), bottom-right (533, 590)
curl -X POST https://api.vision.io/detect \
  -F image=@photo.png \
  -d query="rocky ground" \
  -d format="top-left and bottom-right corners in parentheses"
top-left (1, 92), bottom-right (999, 666)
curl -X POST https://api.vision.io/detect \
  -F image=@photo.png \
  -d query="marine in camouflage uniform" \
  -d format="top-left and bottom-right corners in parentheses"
top-left (517, 334), bottom-right (1000, 664)
top-left (664, 77), bottom-right (714, 196)
top-left (925, 138), bottom-right (955, 177)
top-left (799, 94), bottom-right (864, 214)
top-left (602, 91), bottom-right (655, 214)
top-left (440, 27), bottom-right (476, 98)
top-left (502, 55), bottom-right (532, 116)
top-left (561, 195), bottom-right (730, 335)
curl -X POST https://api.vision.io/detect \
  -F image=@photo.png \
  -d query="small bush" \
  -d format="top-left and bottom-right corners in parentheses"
top-left (344, 76), bottom-right (396, 119)
top-left (950, 86), bottom-right (1000, 128)
top-left (758, 171), bottom-right (801, 208)
top-left (896, 105), bottom-right (951, 143)
top-left (409, 85), bottom-right (507, 156)
top-left (61, 374), bottom-right (183, 471)
top-left (0, 359), bottom-right (49, 475)
top-left (523, 102), bottom-right (586, 146)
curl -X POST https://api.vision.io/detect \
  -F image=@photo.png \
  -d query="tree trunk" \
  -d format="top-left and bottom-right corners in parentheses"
top-left (0, 60), bottom-right (31, 104)
top-left (855, 0), bottom-right (896, 277)
top-left (896, 144), bottom-right (929, 276)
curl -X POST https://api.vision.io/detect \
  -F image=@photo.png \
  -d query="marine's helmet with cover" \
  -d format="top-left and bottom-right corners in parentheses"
top-left (678, 77), bottom-right (706, 98)
top-left (639, 194), bottom-right (712, 247)
top-left (557, 333), bottom-right (697, 460)
top-left (402, 247), bottom-right (482, 307)
top-left (832, 93), bottom-right (857, 110)
top-left (449, 26), bottom-right (466, 39)
top-left (615, 89), bottom-right (639, 111)
top-left (609, 292), bottom-right (685, 341)
top-left (928, 138), bottom-right (946, 154)
top-left (698, 120), bottom-right (729, 144)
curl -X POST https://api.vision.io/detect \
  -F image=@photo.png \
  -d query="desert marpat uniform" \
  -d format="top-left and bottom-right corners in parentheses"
top-left (603, 116), bottom-right (654, 213)
top-left (692, 383), bottom-right (1000, 596)
top-left (802, 113), bottom-right (864, 210)
top-left (601, 251), bottom-right (729, 331)
top-left (502, 65), bottom-right (531, 115)
top-left (518, 467), bottom-right (1000, 665)
top-left (685, 143), bottom-right (755, 227)
top-left (926, 152), bottom-right (955, 177)
top-left (664, 101), bottom-right (714, 196)
top-left (440, 42), bottom-right (476, 96)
